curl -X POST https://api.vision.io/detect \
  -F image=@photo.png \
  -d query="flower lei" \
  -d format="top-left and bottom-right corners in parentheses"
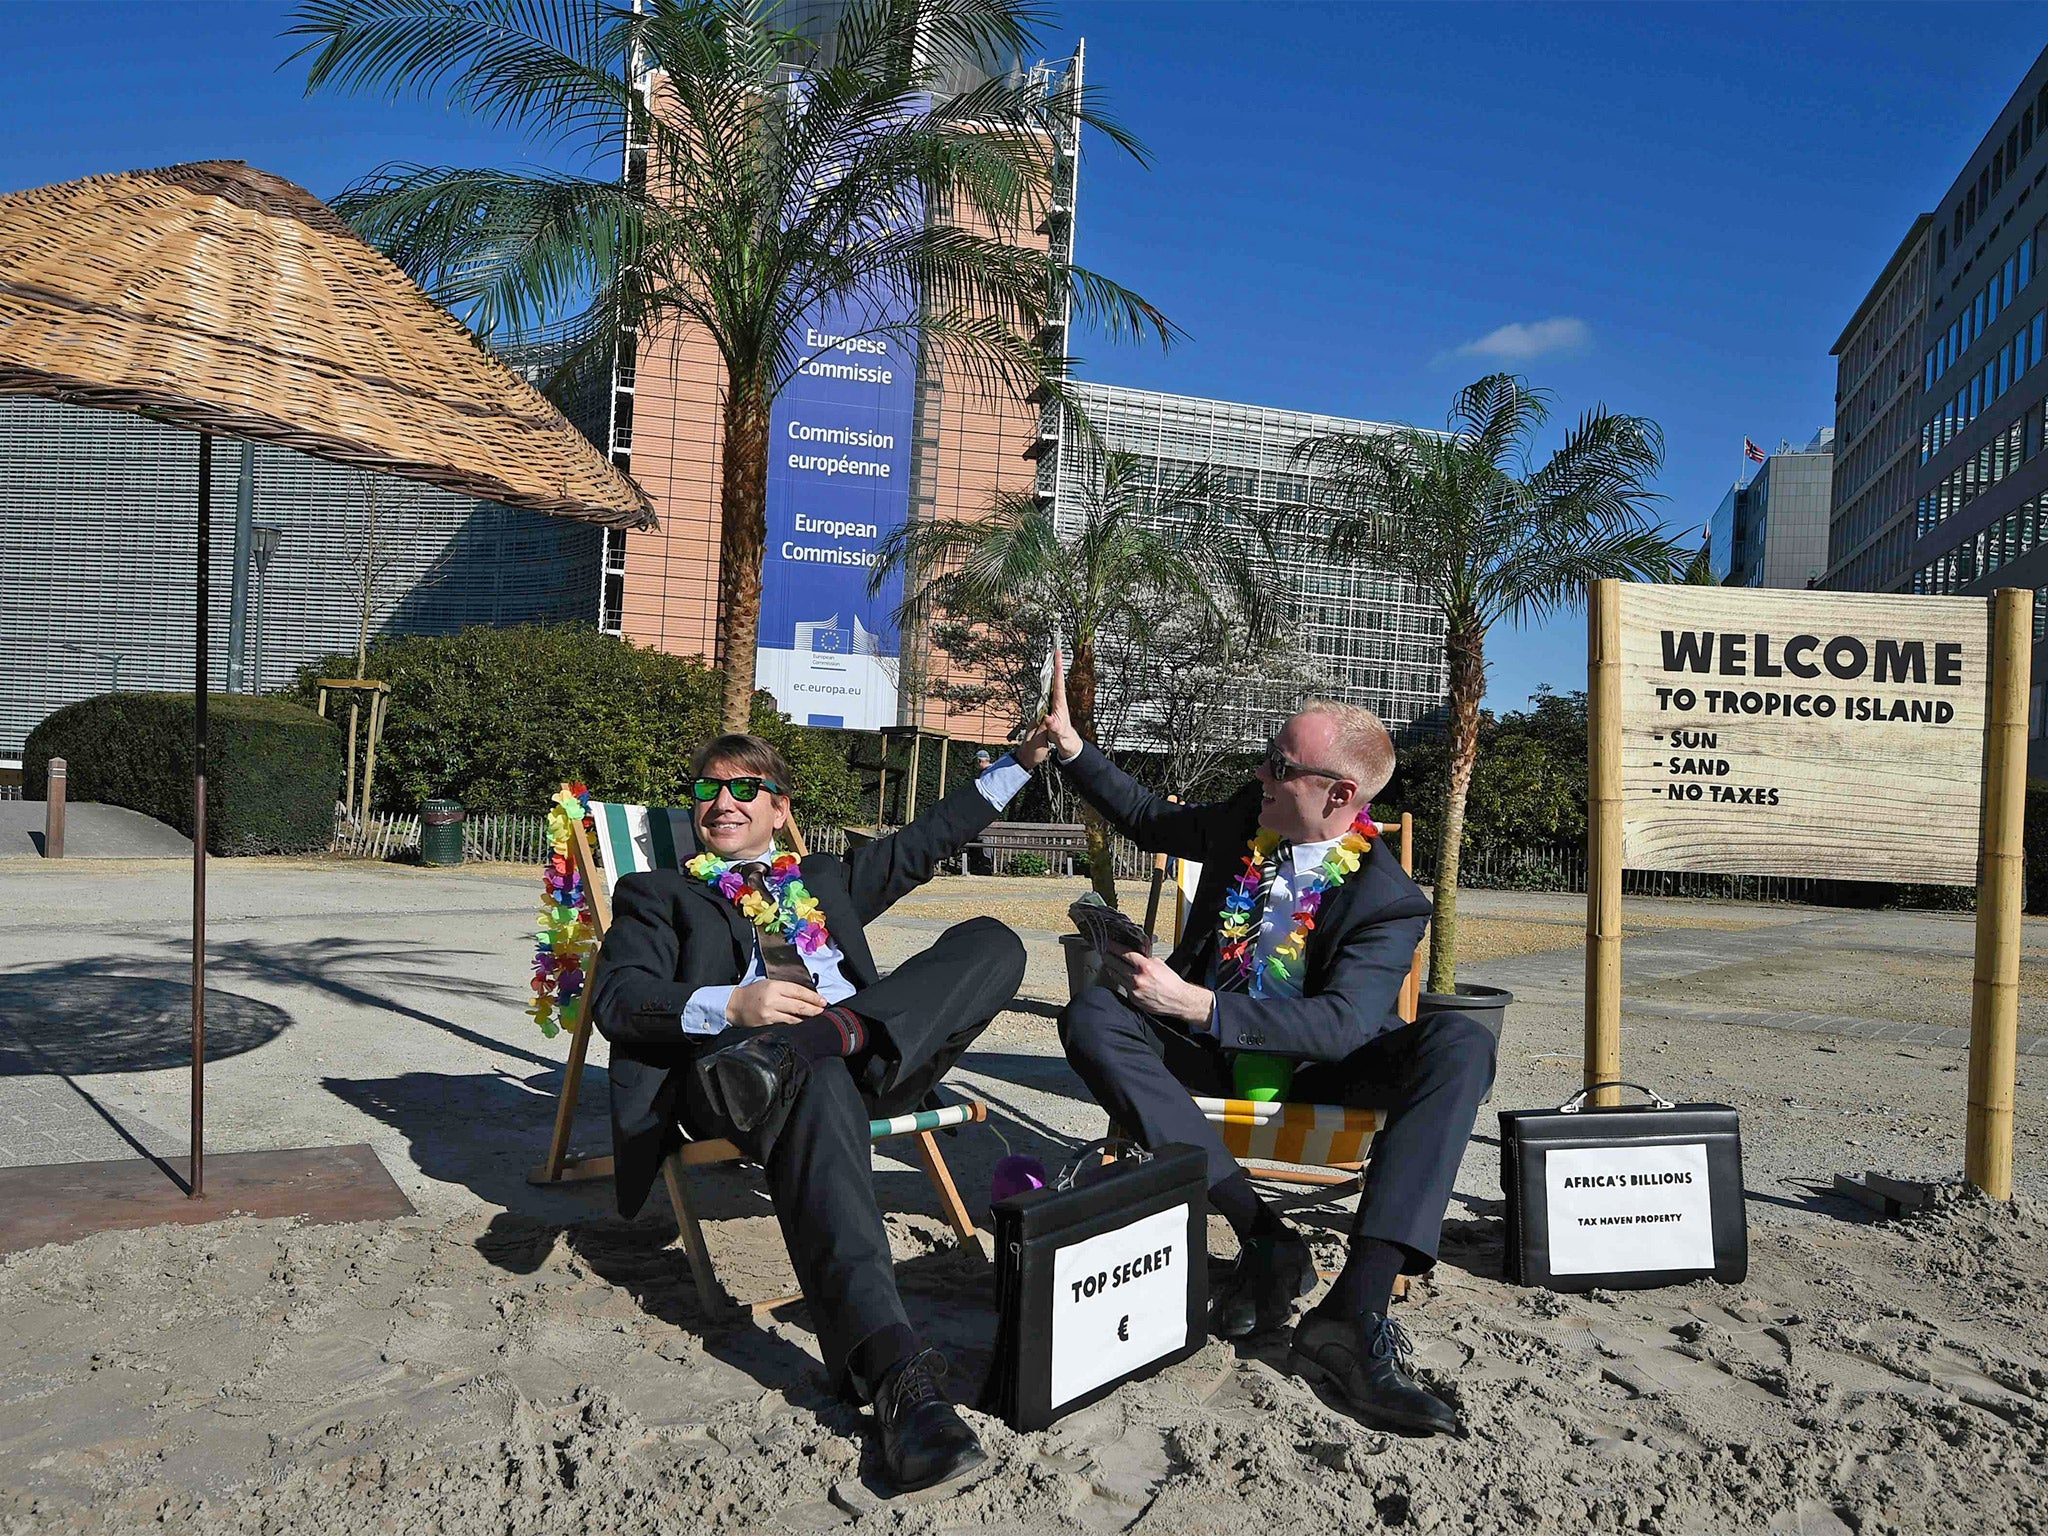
top-left (529, 783), bottom-right (597, 1038)
top-left (1216, 810), bottom-right (1377, 996)
top-left (684, 849), bottom-right (832, 955)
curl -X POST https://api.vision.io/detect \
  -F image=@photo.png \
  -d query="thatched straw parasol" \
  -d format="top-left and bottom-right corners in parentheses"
top-left (0, 160), bottom-right (652, 1215)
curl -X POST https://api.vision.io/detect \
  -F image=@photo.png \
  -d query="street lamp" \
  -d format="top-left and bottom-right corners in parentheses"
top-left (250, 524), bottom-right (282, 693)
top-left (57, 639), bottom-right (127, 693)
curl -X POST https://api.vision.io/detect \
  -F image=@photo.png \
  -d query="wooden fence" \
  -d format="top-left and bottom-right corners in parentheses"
top-left (329, 807), bottom-right (552, 864)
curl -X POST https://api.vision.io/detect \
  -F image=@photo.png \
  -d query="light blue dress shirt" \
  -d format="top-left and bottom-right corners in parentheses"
top-left (680, 754), bottom-right (1034, 1034)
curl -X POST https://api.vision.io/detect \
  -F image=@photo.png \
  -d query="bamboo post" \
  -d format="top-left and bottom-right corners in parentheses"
top-left (1965, 586), bottom-right (2034, 1200)
top-left (1585, 580), bottom-right (1624, 1109)
top-left (936, 735), bottom-right (950, 800)
top-left (44, 758), bottom-right (65, 860)
top-left (905, 731), bottom-right (922, 822)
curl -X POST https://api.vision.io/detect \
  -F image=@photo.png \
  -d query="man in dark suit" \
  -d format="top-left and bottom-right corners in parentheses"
top-left (589, 729), bottom-right (1048, 1492)
top-left (1044, 663), bottom-right (1494, 1436)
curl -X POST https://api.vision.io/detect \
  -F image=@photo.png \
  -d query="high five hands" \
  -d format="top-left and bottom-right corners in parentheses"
top-left (1010, 643), bottom-right (1084, 770)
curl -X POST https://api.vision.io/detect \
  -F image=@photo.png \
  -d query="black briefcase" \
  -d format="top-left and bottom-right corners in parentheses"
top-left (1499, 1082), bottom-right (1747, 1292)
top-left (980, 1141), bottom-right (1208, 1432)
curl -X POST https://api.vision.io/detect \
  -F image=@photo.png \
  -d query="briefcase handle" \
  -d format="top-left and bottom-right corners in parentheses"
top-left (1055, 1138), bottom-right (1153, 1190)
top-left (1559, 1081), bottom-right (1676, 1114)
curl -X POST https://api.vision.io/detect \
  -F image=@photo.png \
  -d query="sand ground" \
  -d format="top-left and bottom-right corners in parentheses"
top-left (3, 863), bottom-right (2046, 1535)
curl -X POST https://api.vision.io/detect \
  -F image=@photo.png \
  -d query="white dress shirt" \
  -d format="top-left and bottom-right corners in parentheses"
top-left (679, 754), bottom-right (1034, 1034)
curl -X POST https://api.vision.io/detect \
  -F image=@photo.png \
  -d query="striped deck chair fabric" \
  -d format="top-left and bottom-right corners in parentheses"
top-left (1196, 1096), bottom-right (1384, 1167)
top-left (589, 799), bottom-right (699, 893)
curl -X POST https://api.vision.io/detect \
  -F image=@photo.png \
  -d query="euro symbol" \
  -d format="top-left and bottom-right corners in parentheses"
top-left (1117, 1315), bottom-right (1129, 1342)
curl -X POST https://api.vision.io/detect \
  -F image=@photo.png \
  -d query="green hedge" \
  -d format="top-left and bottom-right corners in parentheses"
top-left (289, 625), bottom-right (861, 825)
top-left (24, 693), bottom-right (342, 855)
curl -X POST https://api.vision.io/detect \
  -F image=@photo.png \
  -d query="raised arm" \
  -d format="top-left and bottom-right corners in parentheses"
top-left (1039, 643), bottom-right (1245, 862)
top-left (845, 776), bottom-right (1006, 922)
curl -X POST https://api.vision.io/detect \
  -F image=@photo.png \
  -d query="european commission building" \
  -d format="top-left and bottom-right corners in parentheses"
top-left (0, 397), bottom-right (602, 765)
top-left (1050, 381), bottom-right (1450, 740)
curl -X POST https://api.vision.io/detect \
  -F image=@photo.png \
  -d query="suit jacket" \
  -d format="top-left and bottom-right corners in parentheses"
top-left (1062, 743), bottom-right (1430, 1064)
top-left (589, 779), bottom-right (1007, 1217)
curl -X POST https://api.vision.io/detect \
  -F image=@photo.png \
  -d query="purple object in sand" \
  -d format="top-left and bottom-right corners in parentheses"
top-left (990, 1154), bottom-right (1048, 1204)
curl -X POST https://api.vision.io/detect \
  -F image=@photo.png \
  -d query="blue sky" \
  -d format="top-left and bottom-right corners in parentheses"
top-left (3, 1), bottom-right (2045, 710)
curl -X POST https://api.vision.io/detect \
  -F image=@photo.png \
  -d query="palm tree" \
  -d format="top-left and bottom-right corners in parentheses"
top-left (872, 449), bottom-right (1265, 902)
top-left (1296, 374), bottom-right (1676, 993)
top-left (289, 0), bottom-right (1170, 731)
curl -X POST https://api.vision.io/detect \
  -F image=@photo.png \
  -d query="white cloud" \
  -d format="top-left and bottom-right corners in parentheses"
top-left (1448, 316), bottom-right (1591, 363)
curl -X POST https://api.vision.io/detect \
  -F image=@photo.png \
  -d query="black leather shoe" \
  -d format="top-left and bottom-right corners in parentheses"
top-left (872, 1349), bottom-right (987, 1494)
top-left (1287, 1310), bottom-right (1460, 1436)
top-left (1210, 1230), bottom-right (1317, 1339)
top-left (695, 1033), bottom-right (807, 1151)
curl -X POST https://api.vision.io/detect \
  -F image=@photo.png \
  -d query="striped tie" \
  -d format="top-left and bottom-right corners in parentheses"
top-left (1215, 842), bottom-right (1288, 994)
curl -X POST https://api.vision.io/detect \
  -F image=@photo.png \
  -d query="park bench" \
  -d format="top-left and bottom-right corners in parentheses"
top-left (967, 820), bottom-right (1090, 874)
top-left (528, 788), bottom-right (986, 1315)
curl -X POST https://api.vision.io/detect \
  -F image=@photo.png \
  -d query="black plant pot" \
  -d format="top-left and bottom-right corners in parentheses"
top-left (1415, 983), bottom-right (1513, 1104)
top-left (1415, 982), bottom-right (1513, 1041)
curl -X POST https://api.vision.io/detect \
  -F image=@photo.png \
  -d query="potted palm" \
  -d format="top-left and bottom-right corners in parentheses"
top-left (1296, 374), bottom-right (1678, 1029)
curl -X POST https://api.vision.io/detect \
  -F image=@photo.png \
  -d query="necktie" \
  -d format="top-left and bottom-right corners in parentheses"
top-left (738, 861), bottom-right (816, 986)
top-left (1215, 842), bottom-right (1288, 995)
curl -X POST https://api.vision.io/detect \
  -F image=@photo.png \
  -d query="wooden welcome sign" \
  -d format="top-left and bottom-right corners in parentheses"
top-left (1584, 581), bottom-right (2035, 1199)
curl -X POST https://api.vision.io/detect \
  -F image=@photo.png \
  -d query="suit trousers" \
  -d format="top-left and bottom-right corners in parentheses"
top-left (1059, 986), bottom-right (1496, 1269)
top-left (679, 916), bottom-right (1025, 1398)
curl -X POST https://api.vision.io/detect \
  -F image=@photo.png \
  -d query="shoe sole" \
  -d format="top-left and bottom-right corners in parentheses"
top-left (888, 1441), bottom-right (989, 1496)
top-left (696, 1049), bottom-right (782, 1134)
top-left (1285, 1350), bottom-right (1457, 1438)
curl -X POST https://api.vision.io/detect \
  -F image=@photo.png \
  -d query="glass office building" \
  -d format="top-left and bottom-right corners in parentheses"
top-left (1708, 431), bottom-right (1834, 589)
top-left (0, 397), bottom-right (602, 765)
top-left (1050, 381), bottom-right (1449, 744)
top-left (1823, 44), bottom-right (2048, 773)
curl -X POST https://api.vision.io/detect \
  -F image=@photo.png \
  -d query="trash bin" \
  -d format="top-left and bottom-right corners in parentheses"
top-left (420, 799), bottom-right (466, 866)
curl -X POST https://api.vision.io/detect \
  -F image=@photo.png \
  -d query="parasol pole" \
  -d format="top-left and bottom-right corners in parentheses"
top-left (192, 431), bottom-right (210, 1199)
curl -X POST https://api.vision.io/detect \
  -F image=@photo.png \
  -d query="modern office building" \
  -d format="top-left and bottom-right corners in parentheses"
top-left (0, 397), bottom-right (602, 765)
top-left (1823, 47), bottom-right (2048, 772)
top-left (1825, 216), bottom-right (1932, 593)
top-left (601, 28), bottom-right (1078, 736)
top-left (1053, 381), bottom-right (1449, 742)
top-left (1707, 429), bottom-right (1835, 589)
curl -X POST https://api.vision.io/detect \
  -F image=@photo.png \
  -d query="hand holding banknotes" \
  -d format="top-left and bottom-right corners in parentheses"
top-left (1101, 947), bottom-right (1214, 1026)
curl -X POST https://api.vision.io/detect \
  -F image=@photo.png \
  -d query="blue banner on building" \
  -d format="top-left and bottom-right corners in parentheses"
top-left (755, 107), bottom-right (925, 731)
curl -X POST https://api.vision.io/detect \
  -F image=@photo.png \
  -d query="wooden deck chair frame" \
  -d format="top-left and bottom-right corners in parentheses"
top-left (527, 786), bottom-right (986, 1315)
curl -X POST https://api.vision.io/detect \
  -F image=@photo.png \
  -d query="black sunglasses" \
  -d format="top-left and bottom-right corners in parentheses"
top-left (690, 775), bottom-right (786, 803)
top-left (1262, 739), bottom-right (1348, 785)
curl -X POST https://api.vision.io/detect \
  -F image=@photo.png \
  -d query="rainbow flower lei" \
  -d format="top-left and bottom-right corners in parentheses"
top-left (1216, 810), bottom-right (1376, 996)
top-left (529, 783), bottom-right (598, 1038)
top-left (684, 849), bottom-right (832, 955)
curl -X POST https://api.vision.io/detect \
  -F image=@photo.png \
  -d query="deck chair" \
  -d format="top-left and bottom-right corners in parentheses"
top-left (528, 786), bottom-right (988, 1314)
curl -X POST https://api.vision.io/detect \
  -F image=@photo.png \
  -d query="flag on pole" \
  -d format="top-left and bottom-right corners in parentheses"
top-left (1743, 438), bottom-right (1767, 463)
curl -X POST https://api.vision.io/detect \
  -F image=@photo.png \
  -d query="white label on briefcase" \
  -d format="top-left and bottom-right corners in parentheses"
top-left (1545, 1143), bottom-right (1714, 1275)
top-left (1049, 1203), bottom-right (1189, 1409)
